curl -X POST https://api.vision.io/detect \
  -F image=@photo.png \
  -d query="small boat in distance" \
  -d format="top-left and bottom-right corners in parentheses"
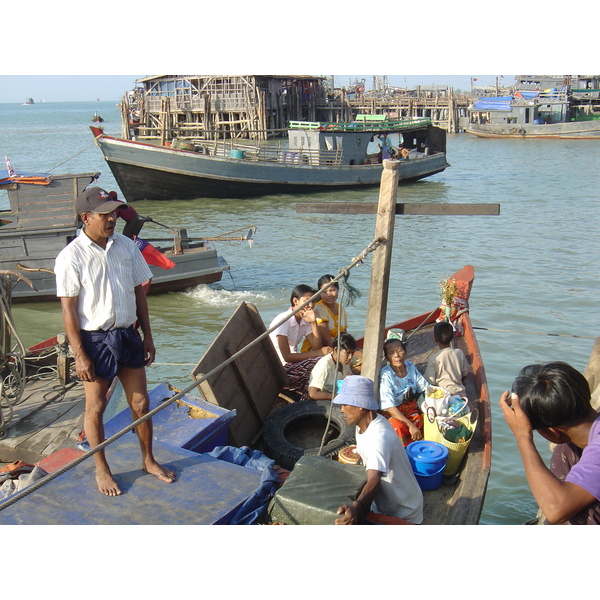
top-left (90, 116), bottom-right (449, 201)
top-left (22, 98), bottom-right (34, 105)
top-left (466, 76), bottom-right (600, 139)
top-left (0, 170), bottom-right (231, 302)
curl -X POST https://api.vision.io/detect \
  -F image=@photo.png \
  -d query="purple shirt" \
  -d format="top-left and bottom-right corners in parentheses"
top-left (565, 414), bottom-right (600, 500)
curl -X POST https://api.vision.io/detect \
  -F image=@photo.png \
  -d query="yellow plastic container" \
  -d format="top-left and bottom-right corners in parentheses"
top-left (423, 409), bottom-right (478, 478)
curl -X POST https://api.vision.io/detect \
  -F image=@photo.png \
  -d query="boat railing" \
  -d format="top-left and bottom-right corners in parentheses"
top-left (209, 140), bottom-right (344, 166)
top-left (288, 117), bottom-right (431, 132)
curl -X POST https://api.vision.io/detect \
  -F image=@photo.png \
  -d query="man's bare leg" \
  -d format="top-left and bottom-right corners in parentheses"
top-left (83, 378), bottom-right (122, 496)
top-left (119, 366), bottom-right (175, 483)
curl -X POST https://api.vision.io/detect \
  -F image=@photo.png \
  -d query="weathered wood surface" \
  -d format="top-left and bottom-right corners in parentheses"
top-left (296, 202), bottom-right (500, 216)
top-left (0, 378), bottom-right (86, 464)
top-left (361, 160), bottom-right (399, 394)
top-left (5, 173), bottom-right (94, 230)
top-left (191, 302), bottom-right (288, 447)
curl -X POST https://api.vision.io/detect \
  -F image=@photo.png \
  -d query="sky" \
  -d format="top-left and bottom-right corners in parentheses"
top-left (0, 74), bottom-right (514, 104)
top-left (1, 1), bottom-right (595, 103)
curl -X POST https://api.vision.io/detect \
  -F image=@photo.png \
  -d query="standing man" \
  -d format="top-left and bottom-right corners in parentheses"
top-left (333, 376), bottom-right (423, 524)
top-left (55, 187), bottom-right (175, 496)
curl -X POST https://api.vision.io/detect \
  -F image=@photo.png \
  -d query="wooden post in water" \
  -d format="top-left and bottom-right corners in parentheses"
top-left (361, 160), bottom-right (399, 394)
top-left (295, 170), bottom-right (500, 397)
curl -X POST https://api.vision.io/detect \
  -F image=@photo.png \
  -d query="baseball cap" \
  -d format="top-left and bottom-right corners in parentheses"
top-left (76, 187), bottom-right (125, 216)
top-left (333, 375), bottom-right (379, 410)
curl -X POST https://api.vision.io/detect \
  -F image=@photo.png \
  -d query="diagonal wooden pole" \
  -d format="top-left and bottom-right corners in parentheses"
top-left (361, 159), bottom-right (399, 396)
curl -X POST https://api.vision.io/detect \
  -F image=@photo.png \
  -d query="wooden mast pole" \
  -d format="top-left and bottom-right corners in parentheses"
top-left (361, 159), bottom-right (400, 395)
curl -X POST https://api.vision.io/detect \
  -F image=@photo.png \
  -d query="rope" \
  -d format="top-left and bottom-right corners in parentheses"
top-left (46, 144), bottom-right (95, 173)
top-left (317, 283), bottom-right (348, 456)
top-left (0, 237), bottom-right (383, 511)
top-left (472, 326), bottom-right (595, 340)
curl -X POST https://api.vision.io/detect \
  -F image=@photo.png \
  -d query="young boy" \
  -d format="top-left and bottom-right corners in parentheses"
top-left (500, 361), bottom-right (600, 524)
top-left (308, 333), bottom-right (357, 401)
top-left (424, 321), bottom-right (469, 396)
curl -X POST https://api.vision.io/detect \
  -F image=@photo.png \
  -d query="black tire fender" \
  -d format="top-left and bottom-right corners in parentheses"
top-left (261, 400), bottom-right (356, 470)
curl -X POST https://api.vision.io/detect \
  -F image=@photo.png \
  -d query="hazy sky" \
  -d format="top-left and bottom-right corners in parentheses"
top-left (0, 74), bottom-right (514, 104)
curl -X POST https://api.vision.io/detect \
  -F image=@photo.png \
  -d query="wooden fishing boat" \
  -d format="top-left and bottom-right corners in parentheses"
top-left (90, 117), bottom-right (449, 201)
top-left (466, 88), bottom-right (600, 139)
top-left (189, 264), bottom-right (491, 524)
top-left (0, 171), bottom-right (230, 302)
top-left (375, 264), bottom-right (491, 524)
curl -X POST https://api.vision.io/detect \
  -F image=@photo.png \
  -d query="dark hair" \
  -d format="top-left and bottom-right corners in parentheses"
top-left (511, 361), bottom-right (592, 430)
top-left (317, 274), bottom-right (339, 290)
top-left (290, 284), bottom-right (316, 306)
top-left (434, 321), bottom-right (454, 345)
top-left (383, 337), bottom-right (406, 357)
top-left (332, 332), bottom-right (357, 353)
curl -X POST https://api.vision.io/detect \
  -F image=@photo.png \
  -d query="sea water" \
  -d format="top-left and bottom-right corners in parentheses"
top-left (2, 100), bottom-right (599, 525)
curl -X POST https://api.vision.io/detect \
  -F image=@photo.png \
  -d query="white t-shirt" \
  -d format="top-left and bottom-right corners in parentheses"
top-left (54, 230), bottom-right (152, 331)
top-left (269, 309), bottom-right (313, 364)
top-left (308, 353), bottom-right (350, 393)
top-left (356, 414), bottom-right (423, 523)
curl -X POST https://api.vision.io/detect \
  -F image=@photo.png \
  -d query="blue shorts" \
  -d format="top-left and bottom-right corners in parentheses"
top-left (80, 326), bottom-right (145, 381)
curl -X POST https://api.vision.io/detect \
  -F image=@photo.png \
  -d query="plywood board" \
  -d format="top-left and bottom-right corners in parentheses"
top-left (191, 302), bottom-right (287, 447)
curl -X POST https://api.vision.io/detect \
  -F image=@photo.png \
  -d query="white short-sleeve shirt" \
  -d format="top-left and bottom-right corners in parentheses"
top-left (55, 230), bottom-right (153, 331)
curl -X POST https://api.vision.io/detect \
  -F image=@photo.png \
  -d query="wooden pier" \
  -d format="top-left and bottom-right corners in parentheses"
top-left (119, 75), bottom-right (472, 142)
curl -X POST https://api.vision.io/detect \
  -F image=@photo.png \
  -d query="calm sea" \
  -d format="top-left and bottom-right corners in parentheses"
top-left (2, 100), bottom-right (599, 525)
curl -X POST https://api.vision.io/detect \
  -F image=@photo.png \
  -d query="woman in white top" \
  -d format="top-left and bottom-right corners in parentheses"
top-left (269, 284), bottom-right (333, 398)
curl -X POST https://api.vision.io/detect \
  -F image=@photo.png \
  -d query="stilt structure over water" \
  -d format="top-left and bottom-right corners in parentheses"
top-left (119, 75), bottom-right (471, 141)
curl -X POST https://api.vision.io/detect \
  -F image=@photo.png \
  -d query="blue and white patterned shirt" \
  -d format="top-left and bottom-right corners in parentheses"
top-left (379, 361), bottom-right (429, 410)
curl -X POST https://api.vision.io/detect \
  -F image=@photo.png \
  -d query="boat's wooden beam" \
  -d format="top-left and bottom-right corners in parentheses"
top-left (296, 202), bottom-right (500, 216)
top-left (361, 160), bottom-right (399, 393)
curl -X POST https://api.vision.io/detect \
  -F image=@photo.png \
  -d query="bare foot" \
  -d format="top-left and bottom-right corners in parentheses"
top-left (143, 460), bottom-right (175, 483)
top-left (96, 469), bottom-right (122, 496)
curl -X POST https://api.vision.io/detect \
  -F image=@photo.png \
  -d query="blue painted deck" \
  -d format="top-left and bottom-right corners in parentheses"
top-left (99, 382), bottom-right (236, 454)
top-left (0, 436), bottom-right (262, 525)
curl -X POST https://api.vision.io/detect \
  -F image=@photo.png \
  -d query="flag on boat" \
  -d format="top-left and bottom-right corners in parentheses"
top-left (133, 236), bottom-right (176, 270)
top-left (4, 154), bottom-right (15, 177)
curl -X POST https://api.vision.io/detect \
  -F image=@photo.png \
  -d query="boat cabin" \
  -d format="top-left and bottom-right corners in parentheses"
top-left (468, 91), bottom-right (573, 127)
top-left (286, 117), bottom-right (446, 167)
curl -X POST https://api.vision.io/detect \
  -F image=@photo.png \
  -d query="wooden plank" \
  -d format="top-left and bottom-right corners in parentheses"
top-left (361, 160), bottom-right (399, 395)
top-left (296, 202), bottom-right (500, 216)
top-left (191, 302), bottom-right (286, 446)
top-left (224, 344), bottom-right (264, 423)
top-left (0, 391), bottom-right (85, 464)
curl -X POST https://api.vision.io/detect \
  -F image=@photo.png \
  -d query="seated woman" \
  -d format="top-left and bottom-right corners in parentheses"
top-left (308, 333), bottom-right (357, 401)
top-left (302, 274), bottom-right (348, 352)
top-left (269, 284), bottom-right (333, 399)
top-left (379, 337), bottom-right (428, 443)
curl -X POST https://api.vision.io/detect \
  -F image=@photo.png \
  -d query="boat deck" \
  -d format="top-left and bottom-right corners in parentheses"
top-left (0, 374), bottom-right (87, 465)
top-left (0, 435), bottom-right (262, 525)
top-left (403, 320), bottom-right (489, 525)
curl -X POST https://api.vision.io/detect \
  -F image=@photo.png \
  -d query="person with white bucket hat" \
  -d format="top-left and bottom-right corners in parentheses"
top-left (333, 376), bottom-right (423, 524)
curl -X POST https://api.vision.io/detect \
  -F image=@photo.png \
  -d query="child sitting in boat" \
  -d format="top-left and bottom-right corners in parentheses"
top-left (379, 335), bottom-right (428, 443)
top-left (302, 274), bottom-right (348, 352)
top-left (501, 362), bottom-right (600, 524)
top-left (269, 285), bottom-right (333, 399)
top-left (424, 321), bottom-right (469, 397)
top-left (308, 333), bottom-right (357, 401)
